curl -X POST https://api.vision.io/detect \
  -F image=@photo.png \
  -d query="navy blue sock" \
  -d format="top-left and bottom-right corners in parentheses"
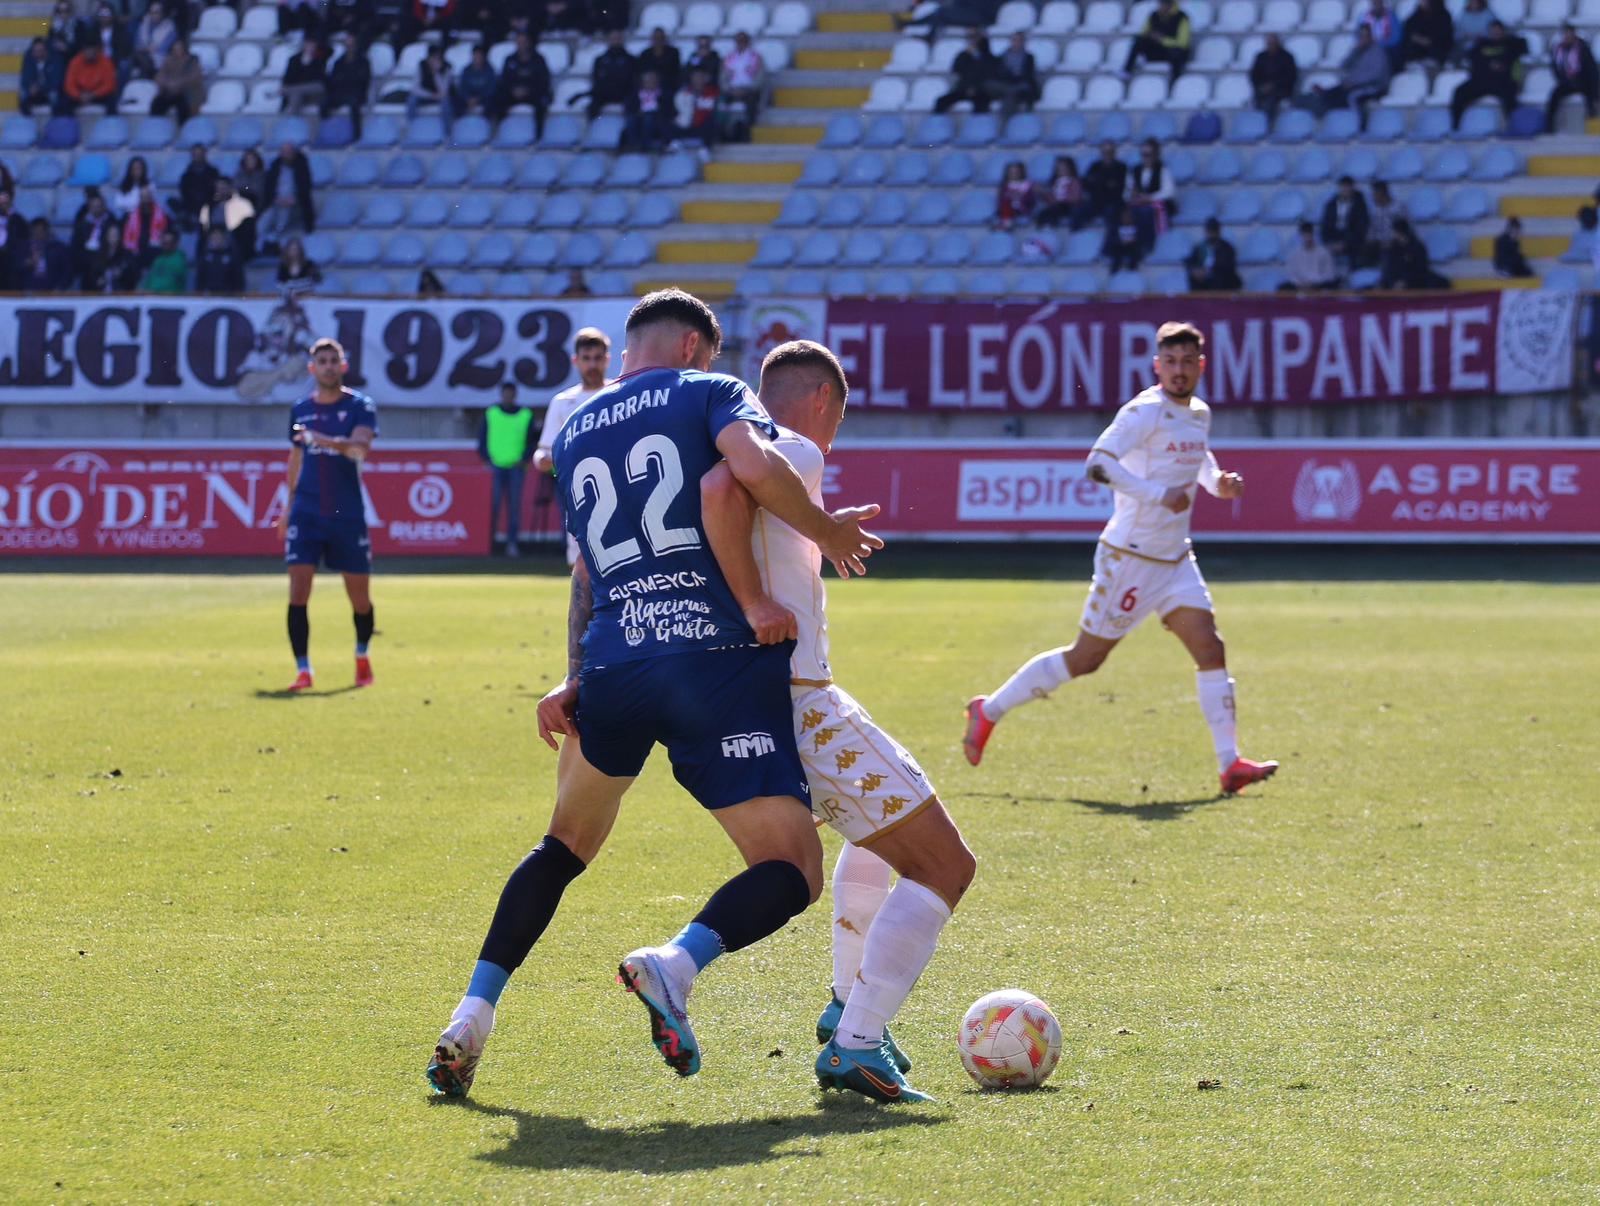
top-left (686, 859), bottom-right (812, 956)
top-left (287, 604), bottom-right (309, 666)
top-left (476, 834), bottom-right (587, 976)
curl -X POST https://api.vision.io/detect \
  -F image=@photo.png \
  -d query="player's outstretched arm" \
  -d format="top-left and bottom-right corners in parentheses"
top-left (700, 463), bottom-right (798, 645)
top-left (536, 560), bottom-right (591, 750)
top-left (714, 420), bottom-right (884, 578)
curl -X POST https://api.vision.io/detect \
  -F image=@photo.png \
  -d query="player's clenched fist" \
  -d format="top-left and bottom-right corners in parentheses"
top-left (536, 678), bottom-right (579, 750)
top-left (1160, 487), bottom-right (1192, 514)
top-left (1216, 472), bottom-right (1244, 499)
top-left (743, 596), bottom-right (799, 645)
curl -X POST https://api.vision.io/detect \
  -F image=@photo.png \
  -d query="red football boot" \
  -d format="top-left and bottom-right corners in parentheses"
top-left (1221, 756), bottom-right (1279, 796)
top-left (355, 656), bottom-right (374, 688)
top-left (962, 695), bottom-right (996, 766)
top-left (286, 670), bottom-right (314, 693)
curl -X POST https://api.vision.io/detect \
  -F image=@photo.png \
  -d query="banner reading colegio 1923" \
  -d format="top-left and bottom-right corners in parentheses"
top-left (0, 296), bottom-right (634, 407)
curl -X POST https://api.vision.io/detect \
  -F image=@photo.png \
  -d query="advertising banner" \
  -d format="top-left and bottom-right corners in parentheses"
top-left (824, 291), bottom-right (1577, 412)
top-left (0, 296), bottom-right (633, 407)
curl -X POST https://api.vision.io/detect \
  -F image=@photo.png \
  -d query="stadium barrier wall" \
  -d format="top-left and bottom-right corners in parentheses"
top-left (2, 439), bottom-right (1596, 556)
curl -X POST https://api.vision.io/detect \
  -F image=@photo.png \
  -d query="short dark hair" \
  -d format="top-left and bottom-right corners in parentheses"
top-left (625, 288), bottom-right (721, 354)
top-left (573, 326), bottom-right (611, 354)
top-left (1337, 175), bottom-right (1354, 186)
top-left (1204, 217), bottom-right (1221, 231)
top-left (1156, 321), bottom-right (1204, 352)
top-left (760, 339), bottom-right (849, 406)
top-left (1299, 220), bottom-right (1314, 234)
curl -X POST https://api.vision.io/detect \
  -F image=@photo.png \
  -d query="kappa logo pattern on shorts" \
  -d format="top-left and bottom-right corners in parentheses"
top-left (795, 684), bottom-right (933, 845)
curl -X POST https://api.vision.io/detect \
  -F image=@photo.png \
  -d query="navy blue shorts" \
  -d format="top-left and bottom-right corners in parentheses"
top-left (285, 513), bottom-right (371, 574)
top-left (577, 642), bottom-right (810, 811)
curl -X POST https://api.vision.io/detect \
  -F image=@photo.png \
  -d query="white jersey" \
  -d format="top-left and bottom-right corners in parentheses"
top-left (1089, 385), bottom-right (1222, 562)
top-left (536, 380), bottom-right (603, 457)
top-left (751, 428), bottom-right (832, 684)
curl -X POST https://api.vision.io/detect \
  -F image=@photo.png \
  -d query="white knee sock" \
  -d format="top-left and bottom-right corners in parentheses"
top-left (1195, 668), bottom-right (1238, 773)
top-left (835, 878), bottom-right (952, 1050)
top-left (984, 647), bottom-right (1071, 721)
top-left (831, 841), bottom-right (893, 1001)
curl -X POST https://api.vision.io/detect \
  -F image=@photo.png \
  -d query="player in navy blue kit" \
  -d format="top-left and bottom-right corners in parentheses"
top-left (428, 289), bottom-right (883, 1098)
top-left (278, 337), bottom-right (378, 693)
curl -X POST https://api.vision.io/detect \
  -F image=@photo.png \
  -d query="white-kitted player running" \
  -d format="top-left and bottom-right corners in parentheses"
top-left (701, 339), bottom-right (977, 1105)
top-left (963, 321), bottom-right (1279, 797)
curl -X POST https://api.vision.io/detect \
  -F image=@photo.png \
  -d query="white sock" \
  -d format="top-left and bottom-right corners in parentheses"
top-left (831, 841), bottom-right (893, 1001)
top-left (450, 995), bottom-right (496, 1040)
top-left (1195, 668), bottom-right (1238, 773)
top-left (835, 878), bottom-right (952, 1050)
top-left (984, 647), bottom-right (1071, 721)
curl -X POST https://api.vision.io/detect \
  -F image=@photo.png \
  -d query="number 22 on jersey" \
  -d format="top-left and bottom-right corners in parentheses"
top-left (571, 434), bottom-right (701, 576)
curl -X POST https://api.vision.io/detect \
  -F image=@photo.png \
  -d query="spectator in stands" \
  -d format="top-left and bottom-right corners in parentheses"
top-left (1303, 23), bottom-right (1391, 118)
top-left (0, 162), bottom-right (13, 198)
top-left (1493, 217), bottom-right (1533, 276)
top-left (80, 5), bottom-right (132, 74)
top-left (260, 142), bottom-right (315, 252)
top-left (279, 0), bottom-right (320, 35)
top-left (110, 156), bottom-right (151, 219)
top-left (1364, 179), bottom-right (1406, 263)
top-left (625, 70), bottom-right (670, 150)
top-left (720, 31), bottom-right (765, 140)
top-left (673, 66), bottom-right (720, 151)
top-left (638, 26), bottom-right (681, 97)
top-left (560, 267), bottom-right (592, 296)
top-left (901, 0), bottom-right (1002, 44)
top-left (934, 29), bottom-right (996, 113)
top-left (1451, 0), bottom-right (1495, 63)
top-left (1574, 204), bottom-right (1599, 267)
top-left (59, 42), bottom-right (119, 114)
top-left (1082, 140), bottom-right (1128, 230)
top-left (1282, 220), bottom-right (1340, 289)
top-left (1450, 20), bottom-right (1526, 128)
top-left (277, 236), bottom-right (323, 295)
top-left (987, 32), bottom-right (1039, 116)
top-left (196, 224), bottom-right (243, 293)
top-left (1398, 0), bottom-right (1453, 72)
top-left (234, 148), bottom-right (269, 211)
top-left (994, 161), bottom-right (1036, 230)
top-left (178, 144), bottom-right (219, 228)
top-left (1547, 23), bottom-right (1599, 125)
top-left (417, 267), bottom-right (446, 295)
top-left (1104, 206), bottom-right (1144, 272)
top-left (1320, 175), bottom-right (1369, 268)
top-left (1186, 218), bottom-right (1241, 290)
top-left (686, 34), bottom-right (721, 83)
top-left (1034, 156), bottom-right (1087, 228)
top-left (20, 37), bottom-right (64, 116)
top-left (72, 191), bottom-right (120, 291)
top-left (455, 44), bottom-right (498, 118)
top-left (200, 177), bottom-right (257, 262)
top-left (47, 1), bottom-right (76, 61)
top-left (0, 190), bottom-right (26, 289)
top-left (321, 32), bottom-right (373, 138)
top-left (1122, 0), bottom-right (1192, 85)
top-left (130, 0), bottom-right (175, 79)
top-left (1381, 218), bottom-right (1450, 288)
top-left (282, 36), bottom-right (327, 114)
top-left (117, 184), bottom-right (168, 288)
top-left (408, 45), bottom-right (455, 123)
top-left (1126, 139), bottom-right (1175, 254)
top-left (149, 37), bottom-right (203, 124)
top-left (501, 32), bottom-right (554, 134)
top-left (1358, 0), bottom-right (1403, 64)
top-left (585, 29), bottom-right (636, 119)
top-left (407, 0), bottom-right (458, 42)
top-left (17, 218), bottom-right (73, 292)
top-left (1249, 33), bottom-right (1298, 122)
top-left (142, 228), bottom-right (187, 294)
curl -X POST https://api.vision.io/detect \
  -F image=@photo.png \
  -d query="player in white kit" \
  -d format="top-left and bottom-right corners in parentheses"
top-left (701, 340), bottom-right (977, 1105)
top-left (963, 322), bottom-right (1279, 797)
top-left (532, 327), bottom-right (611, 565)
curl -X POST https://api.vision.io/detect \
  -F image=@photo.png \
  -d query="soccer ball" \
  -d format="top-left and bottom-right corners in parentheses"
top-left (957, 989), bottom-right (1062, 1090)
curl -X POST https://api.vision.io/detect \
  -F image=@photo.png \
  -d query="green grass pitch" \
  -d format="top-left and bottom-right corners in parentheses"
top-left (3, 549), bottom-right (1597, 1203)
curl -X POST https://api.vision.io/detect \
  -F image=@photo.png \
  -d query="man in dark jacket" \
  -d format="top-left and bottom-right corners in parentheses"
top-left (1186, 218), bottom-right (1242, 291)
top-left (16, 217), bottom-right (73, 291)
top-left (0, 189), bottom-right (29, 289)
top-left (933, 28), bottom-right (995, 113)
top-left (1450, 20), bottom-right (1526, 127)
top-left (986, 31), bottom-right (1038, 115)
top-left (19, 37), bottom-right (64, 115)
top-left (178, 143), bottom-right (219, 228)
top-left (1122, 0), bottom-right (1192, 83)
top-left (637, 25), bottom-right (680, 96)
top-left (1381, 218), bottom-right (1450, 289)
top-left (261, 142), bottom-right (315, 251)
top-left (1547, 23), bottom-right (1599, 125)
top-left (1319, 175), bottom-right (1370, 267)
top-left (1250, 33), bottom-right (1298, 120)
top-left (1080, 140), bottom-right (1128, 229)
top-left (499, 32), bottom-right (553, 133)
top-left (584, 28), bottom-right (635, 119)
top-left (1398, 0), bottom-right (1453, 70)
top-left (195, 224), bottom-right (243, 293)
top-left (320, 32), bottom-right (372, 137)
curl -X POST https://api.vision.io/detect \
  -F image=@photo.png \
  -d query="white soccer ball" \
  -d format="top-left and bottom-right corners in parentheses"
top-left (957, 989), bottom-right (1063, 1090)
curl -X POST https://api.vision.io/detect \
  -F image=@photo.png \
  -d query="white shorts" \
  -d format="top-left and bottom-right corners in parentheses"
top-left (791, 682), bottom-right (936, 846)
top-left (1078, 542), bottom-right (1213, 641)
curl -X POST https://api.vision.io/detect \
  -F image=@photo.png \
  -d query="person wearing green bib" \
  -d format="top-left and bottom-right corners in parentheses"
top-left (478, 381), bottom-right (536, 557)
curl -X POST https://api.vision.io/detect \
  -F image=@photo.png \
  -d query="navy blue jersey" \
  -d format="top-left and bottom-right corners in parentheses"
top-left (288, 388), bottom-right (378, 522)
top-left (554, 366), bottom-right (776, 672)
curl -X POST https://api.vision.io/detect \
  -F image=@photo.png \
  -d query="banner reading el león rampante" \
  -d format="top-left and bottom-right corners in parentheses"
top-left (799, 290), bottom-right (1577, 411)
top-left (0, 296), bottom-right (633, 407)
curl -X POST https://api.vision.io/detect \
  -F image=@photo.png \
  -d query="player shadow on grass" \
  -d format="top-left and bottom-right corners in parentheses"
top-left (442, 1096), bottom-right (947, 1173)
top-left (1067, 794), bottom-right (1228, 820)
top-left (252, 685), bottom-right (364, 700)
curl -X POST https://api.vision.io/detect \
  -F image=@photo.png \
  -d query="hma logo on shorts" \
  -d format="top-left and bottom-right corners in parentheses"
top-left (721, 732), bottom-right (776, 759)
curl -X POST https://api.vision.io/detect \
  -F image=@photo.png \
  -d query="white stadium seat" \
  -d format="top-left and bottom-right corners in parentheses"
top-left (909, 76), bottom-right (947, 108)
top-left (1169, 74), bottom-right (1211, 108)
top-left (367, 41), bottom-right (396, 78)
top-left (444, 41), bottom-right (473, 72)
top-left (244, 79), bottom-right (281, 113)
top-left (194, 6), bottom-right (238, 40)
top-left (1521, 64), bottom-right (1556, 103)
top-left (1028, 38), bottom-right (1061, 71)
top-left (1215, 0), bottom-right (1255, 32)
top-left (1038, 0), bottom-right (1080, 31)
top-left (1187, 0), bottom-right (1214, 30)
top-left (1063, 39), bottom-right (1103, 71)
top-left (723, 0), bottom-right (765, 35)
top-left (1124, 74), bottom-right (1168, 108)
top-left (755, 38), bottom-right (790, 70)
top-left (637, 1), bottom-right (681, 33)
top-left (539, 42), bottom-right (571, 74)
top-left (191, 41), bottom-right (220, 72)
top-left (1125, 0), bottom-right (1158, 32)
top-left (886, 38), bottom-right (930, 73)
top-left (995, 1), bottom-right (1036, 32)
top-left (864, 77), bottom-right (909, 111)
top-left (1323, 32), bottom-right (1354, 66)
top-left (1194, 36), bottom-right (1231, 69)
top-left (239, 6), bottom-right (279, 39)
top-left (118, 79), bottom-right (157, 113)
top-left (1429, 67), bottom-right (1468, 102)
top-left (1234, 33), bottom-right (1265, 68)
top-left (1080, 76), bottom-right (1125, 108)
top-left (1262, 0), bottom-right (1299, 31)
top-left (1379, 72), bottom-right (1428, 105)
top-left (767, 1), bottom-right (810, 35)
top-left (1306, 0), bottom-right (1346, 30)
top-left (201, 79), bottom-right (245, 114)
top-left (1286, 34), bottom-right (1322, 66)
top-left (266, 42), bottom-right (296, 77)
top-left (678, 2), bottom-right (723, 36)
top-left (1080, 1), bottom-right (1123, 33)
top-left (395, 42), bottom-right (429, 78)
top-left (1526, 0), bottom-right (1569, 24)
top-left (1038, 76), bottom-right (1083, 109)
top-left (1211, 72), bottom-right (1252, 105)
top-left (1497, 0), bottom-right (1529, 22)
top-left (930, 38), bottom-right (964, 73)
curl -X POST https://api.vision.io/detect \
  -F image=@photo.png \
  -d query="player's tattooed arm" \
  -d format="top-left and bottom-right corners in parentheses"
top-left (1086, 447), bottom-right (1175, 507)
top-left (566, 557), bottom-right (592, 681)
top-left (700, 462), bottom-right (797, 645)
